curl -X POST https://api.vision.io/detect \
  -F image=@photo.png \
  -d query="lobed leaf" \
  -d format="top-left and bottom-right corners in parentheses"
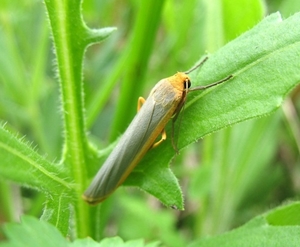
top-left (125, 12), bottom-right (300, 208)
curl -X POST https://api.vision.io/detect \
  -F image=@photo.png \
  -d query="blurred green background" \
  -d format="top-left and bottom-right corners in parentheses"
top-left (0, 0), bottom-right (300, 246)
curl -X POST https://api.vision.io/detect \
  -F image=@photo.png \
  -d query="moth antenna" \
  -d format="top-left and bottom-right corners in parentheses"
top-left (184, 56), bottom-right (209, 74)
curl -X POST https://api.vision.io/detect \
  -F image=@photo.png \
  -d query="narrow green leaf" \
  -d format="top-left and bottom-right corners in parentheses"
top-left (0, 125), bottom-right (70, 194)
top-left (85, 27), bottom-right (117, 45)
top-left (41, 193), bottom-right (73, 236)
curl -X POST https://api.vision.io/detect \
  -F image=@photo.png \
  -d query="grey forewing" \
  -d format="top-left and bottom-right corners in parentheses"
top-left (85, 85), bottom-right (178, 198)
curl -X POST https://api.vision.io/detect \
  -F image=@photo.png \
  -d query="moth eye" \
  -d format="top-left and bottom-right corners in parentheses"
top-left (184, 79), bottom-right (191, 89)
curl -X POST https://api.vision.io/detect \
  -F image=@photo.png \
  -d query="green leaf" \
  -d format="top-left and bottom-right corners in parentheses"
top-left (85, 27), bottom-right (117, 46)
top-left (73, 236), bottom-right (160, 247)
top-left (41, 193), bottom-right (72, 236)
top-left (188, 202), bottom-right (300, 247)
top-left (183, 11), bottom-right (300, 147)
top-left (3, 203), bottom-right (299, 247)
top-left (0, 216), bottom-right (160, 247)
top-left (0, 125), bottom-right (70, 194)
top-left (125, 167), bottom-right (183, 210)
top-left (71, 238), bottom-right (99, 247)
top-left (0, 216), bottom-right (69, 247)
top-left (266, 201), bottom-right (300, 226)
top-left (124, 12), bottom-right (300, 208)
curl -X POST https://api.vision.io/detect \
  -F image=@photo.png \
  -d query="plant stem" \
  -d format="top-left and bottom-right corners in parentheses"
top-left (44, 0), bottom-right (91, 237)
top-left (109, 0), bottom-right (166, 141)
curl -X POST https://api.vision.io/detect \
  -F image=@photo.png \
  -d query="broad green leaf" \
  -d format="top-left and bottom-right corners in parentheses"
top-left (266, 201), bottom-right (300, 226)
top-left (0, 216), bottom-right (160, 247)
top-left (0, 216), bottom-right (68, 247)
top-left (188, 202), bottom-right (300, 247)
top-left (125, 12), bottom-right (300, 208)
top-left (125, 166), bottom-right (183, 209)
top-left (73, 236), bottom-right (160, 247)
top-left (3, 203), bottom-right (299, 247)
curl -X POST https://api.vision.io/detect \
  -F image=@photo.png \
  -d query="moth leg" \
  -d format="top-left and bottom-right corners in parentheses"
top-left (137, 97), bottom-right (146, 112)
top-left (151, 129), bottom-right (167, 149)
top-left (171, 119), bottom-right (180, 154)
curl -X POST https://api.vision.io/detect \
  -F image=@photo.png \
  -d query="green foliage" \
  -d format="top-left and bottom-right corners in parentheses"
top-left (2, 203), bottom-right (300, 246)
top-left (125, 11), bottom-right (300, 210)
top-left (1, 0), bottom-right (300, 246)
top-left (189, 203), bottom-right (300, 247)
top-left (0, 216), bottom-right (160, 247)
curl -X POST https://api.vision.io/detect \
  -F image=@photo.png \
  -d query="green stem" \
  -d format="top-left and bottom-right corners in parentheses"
top-left (44, 0), bottom-right (91, 237)
top-left (109, 0), bottom-right (166, 141)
